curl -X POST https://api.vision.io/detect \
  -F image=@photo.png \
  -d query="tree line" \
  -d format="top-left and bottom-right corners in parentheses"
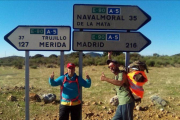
top-left (1, 52), bottom-right (180, 69)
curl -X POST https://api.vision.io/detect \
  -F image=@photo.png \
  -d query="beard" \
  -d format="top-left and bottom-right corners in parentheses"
top-left (111, 67), bottom-right (119, 74)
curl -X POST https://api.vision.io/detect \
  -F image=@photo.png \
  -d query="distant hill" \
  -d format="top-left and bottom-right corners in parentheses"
top-left (0, 56), bottom-right (24, 66)
top-left (0, 55), bottom-right (24, 60)
top-left (85, 52), bottom-right (102, 57)
top-left (172, 53), bottom-right (180, 56)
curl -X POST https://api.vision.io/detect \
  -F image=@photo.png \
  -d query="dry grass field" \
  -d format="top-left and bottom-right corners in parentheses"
top-left (0, 65), bottom-right (180, 120)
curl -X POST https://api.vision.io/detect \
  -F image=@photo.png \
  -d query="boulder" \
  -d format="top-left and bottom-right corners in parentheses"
top-left (109, 95), bottom-right (119, 106)
top-left (42, 93), bottom-right (56, 103)
top-left (150, 95), bottom-right (167, 107)
top-left (24, 93), bottom-right (41, 102)
top-left (29, 93), bottom-right (41, 102)
top-left (8, 95), bottom-right (17, 101)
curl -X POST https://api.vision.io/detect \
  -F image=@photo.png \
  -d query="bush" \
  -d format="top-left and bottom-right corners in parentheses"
top-left (13, 60), bottom-right (23, 69)
top-left (31, 54), bottom-right (44, 58)
top-left (49, 54), bottom-right (58, 58)
top-left (47, 58), bottom-right (58, 64)
top-left (46, 64), bottom-right (57, 68)
top-left (30, 65), bottom-right (38, 69)
top-left (154, 60), bottom-right (166, 67)
top-left (14, 63), bottom-right (23, 69)
top-left (2, 52), bottom-right (180, 68)
top-left (83, 57), bottom-right (94, 66)
top-left (146, 60), bottom-right (155, 67)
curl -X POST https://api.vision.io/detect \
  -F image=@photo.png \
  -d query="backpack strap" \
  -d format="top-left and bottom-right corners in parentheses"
top-left (60, 76), bottom-right (67, 101)
top-left (128, 88), bottom-right (141, 103)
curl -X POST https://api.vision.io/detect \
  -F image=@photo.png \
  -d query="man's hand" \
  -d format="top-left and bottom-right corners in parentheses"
top-left (100, 72), bottom-right (107, 81)
top-left (108, 51), bottom-right (112, 60)
top-left (50, 71), bottom-right (54, 79)
top-left (108, 51), bottom-right (112, 55)
top-left (86, 73), bottom-right (90, 79)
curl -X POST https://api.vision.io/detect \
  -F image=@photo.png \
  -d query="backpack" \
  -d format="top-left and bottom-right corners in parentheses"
top-left (127, 61), bottom-right (149, 103)
top-left (128, 60), bottom-right (148, 73)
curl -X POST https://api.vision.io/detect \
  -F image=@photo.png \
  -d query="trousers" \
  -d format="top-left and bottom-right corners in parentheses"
top-left (59, 104), bottom-right (81, 120)
top-left (112, 101), bottom-right (135, 120)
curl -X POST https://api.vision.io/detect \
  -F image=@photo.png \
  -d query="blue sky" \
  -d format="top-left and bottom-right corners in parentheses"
top-left (1, 0), bottom-right (180, 58)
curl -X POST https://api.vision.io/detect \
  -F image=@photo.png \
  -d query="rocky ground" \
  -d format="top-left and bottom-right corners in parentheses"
top-left (1, 86), bottom-right (180, 120)
top-left (32, 101), bottom-right (180, 120)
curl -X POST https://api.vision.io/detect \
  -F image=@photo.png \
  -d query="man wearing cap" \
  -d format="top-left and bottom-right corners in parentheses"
top-left (100, 52), bottom-right (135, 120)
top-left (49, 63), bottom-right (91, 120)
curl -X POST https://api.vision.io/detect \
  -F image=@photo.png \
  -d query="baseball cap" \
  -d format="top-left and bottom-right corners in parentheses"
top-left (67, 63), bottom-right (75, 68)
top-left (106, 59), bottom-right (118, 65)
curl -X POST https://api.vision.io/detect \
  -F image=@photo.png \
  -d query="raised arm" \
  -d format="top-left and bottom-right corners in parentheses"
top-left (49, 71), bottom-right (62, 86)
top-left (78, 73), bottom-right (91, 88)
top-left (108, 51), bottom-right (112, 60)
top-left (100, 72), bottom-right (127, 86)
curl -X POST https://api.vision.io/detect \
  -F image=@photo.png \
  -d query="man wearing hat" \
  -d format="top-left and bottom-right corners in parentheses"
top-left (100, 52), bottom-right (135, 120)
top-left (49, 63), bottom-right (91, 120)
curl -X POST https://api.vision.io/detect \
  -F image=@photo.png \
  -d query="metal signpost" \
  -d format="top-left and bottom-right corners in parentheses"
top-left (73, 4), bottom-right (151, 30)
top-left (73, 5), bottom-right (151, 120)
top-left (4, 25), bottom-right (71, 120)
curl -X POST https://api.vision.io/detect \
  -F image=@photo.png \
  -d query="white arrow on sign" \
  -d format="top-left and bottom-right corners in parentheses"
top-left (4, 25), bottom-right (71, 51)
top-left (73, 4), bottom-right (151, 30)
top-left (73, 31), bottom-right (151, 52)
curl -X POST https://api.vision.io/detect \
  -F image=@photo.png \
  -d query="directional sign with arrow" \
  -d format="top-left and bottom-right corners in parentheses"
top-left (73, 31), bottom-right (151, 52)
top-left (73, 4), bottom-right (151, 30)
top-left (4, 25), bottom-right (71, 51)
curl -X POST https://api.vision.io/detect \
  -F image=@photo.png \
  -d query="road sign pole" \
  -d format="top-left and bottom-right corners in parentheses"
top-left (125, 30), bottom-right (130, 71)
top-left (25, 51), bottom-right (29, 120)
top-left (60, 51), bottom-right (64, 76)
top-left (59, 51), bottom-right (64, 108)
top-left (79, 31), bottom-right (83, 120)
top-left (125, 52), bottom-right (130, 71)
top-left (79, 51), bottom-right (83, 120)
top-left (78, 28), bottom-right (83, 120)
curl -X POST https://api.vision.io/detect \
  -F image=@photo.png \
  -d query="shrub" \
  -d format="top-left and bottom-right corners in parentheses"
top-left (49, 54), bottom-right (58, 58)
top-left (31, 54), bottom-right (44, 58)
top-left (146, 60), bottom-right (155, 67)
top-left (14, 63), bottom-right (23, 69)
top-left (31, 65), bottom-right (38, 69)
top-left (13, 60), bottom-right (23, 69)
top-left (83, 57), bottom-right (94, 66)
top-left (46, 64), bottom-right (57, 68)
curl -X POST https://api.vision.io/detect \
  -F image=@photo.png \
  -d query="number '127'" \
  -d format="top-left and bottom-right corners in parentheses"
top-left (19, 42), bottom-right (29, 47)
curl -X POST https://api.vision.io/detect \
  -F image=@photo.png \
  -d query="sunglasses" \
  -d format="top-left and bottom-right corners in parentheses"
top-left (108, 65), bottom-right (115, 69)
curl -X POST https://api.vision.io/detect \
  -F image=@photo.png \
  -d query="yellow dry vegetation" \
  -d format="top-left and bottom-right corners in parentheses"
top-left (0, 66), bottom-right (180, 119)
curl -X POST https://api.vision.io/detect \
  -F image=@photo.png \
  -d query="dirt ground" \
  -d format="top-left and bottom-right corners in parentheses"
top-left (32, 101), bottom-right (180, 120)
top-left (1, 85), bottom-right (180, 120)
